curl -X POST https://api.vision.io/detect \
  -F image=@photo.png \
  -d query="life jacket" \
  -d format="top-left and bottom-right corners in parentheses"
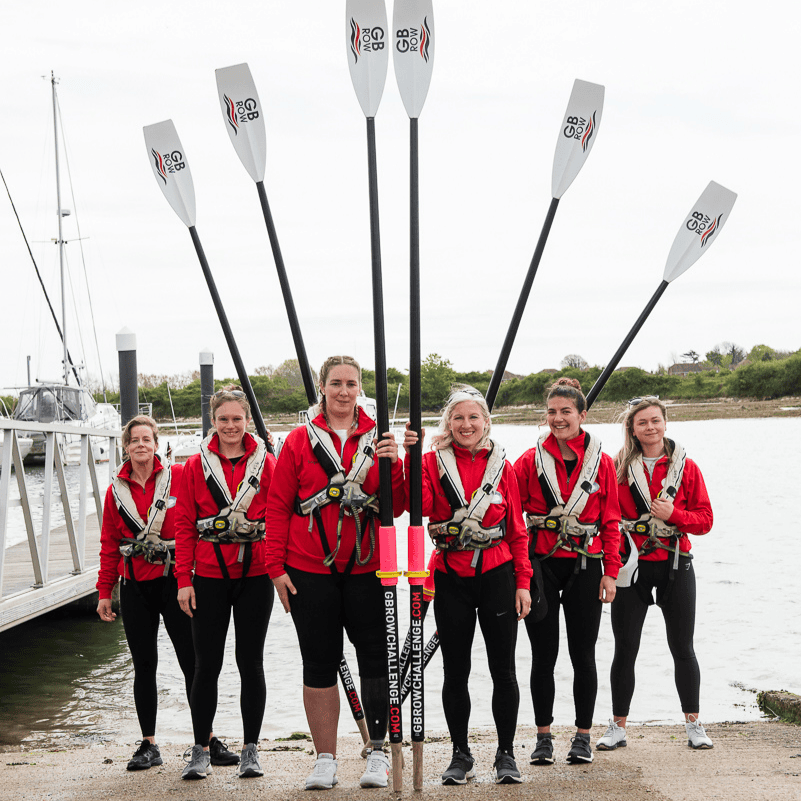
top-left (294, 410), bottom-right (378, 571)
top-left (428, 441), bottom-right (507, 559)
top-left (113, 461), bottom-right (175, 579)
top-left (526, 430), bottom-right (604, 568)
top-left (618, 439), bottom-right (688, 588)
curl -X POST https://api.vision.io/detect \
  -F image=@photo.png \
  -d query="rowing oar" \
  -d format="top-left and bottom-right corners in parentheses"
top-left (142, 120), bottom-right (273, 454)
top-left (393, 0), bottom-right (435, 789)
top-left (485, 79), bottom-right (605, 409)
top-left (585, 181), bottom-right (737, 409)
top-left (214, 62), bottom-right (370, 752)
top-left (346, 0), bottom-right (401, 789)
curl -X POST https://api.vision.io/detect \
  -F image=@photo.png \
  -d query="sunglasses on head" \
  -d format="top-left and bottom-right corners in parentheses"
top-left (214, 389), bottom-right (246, 398)
top-left (627, 395), bottom-right (660, 407)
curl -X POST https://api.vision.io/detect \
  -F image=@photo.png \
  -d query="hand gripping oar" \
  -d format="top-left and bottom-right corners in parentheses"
top-left (143, 120), bottom-right (274, 454)
top-left (393, 1), bottom-right (435, 789)
top-left (485, 80), bottom-right (605, 409)
top-left (214, 62), bottom-right (370, 751)
top-left (585, 181), bottom-right (737, 408)
top-left (346, 0), bottom-right (401, 789)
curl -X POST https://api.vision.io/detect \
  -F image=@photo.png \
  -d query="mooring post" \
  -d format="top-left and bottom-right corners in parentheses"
top-left (116, 328), bottom-right (138, 427)
top-left (200, 349), bottom-right (214, 438)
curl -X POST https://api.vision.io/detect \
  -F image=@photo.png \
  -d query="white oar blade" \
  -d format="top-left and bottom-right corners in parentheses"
top-left (346, 0), bottom-right (389, 117)
top-left (215, 63), bottom-right (266, 183)
top-left (663, 181), bottom-right (737, 283)
top-left (551, 79), bottom-right (604, 199)
top-left (143, 120), bottom-right (196, 228)
top-left (392, 0), bottom-right (435, 119)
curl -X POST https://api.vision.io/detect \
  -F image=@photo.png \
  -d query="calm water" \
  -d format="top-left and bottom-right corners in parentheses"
top-left (1, 418), bottom-right (798, 747)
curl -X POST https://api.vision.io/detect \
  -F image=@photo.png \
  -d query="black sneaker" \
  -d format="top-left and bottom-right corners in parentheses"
top-left (566, 732), bottom-right (593, 764)
top-left (529, 733), bottom-right (554, 765)
top-left (127, 740), bottom-right (163, 771)
top-left (441, 747), bottom-right (475, 785)
top-left (209, 736), bottom-right (240, 766)
top-left (493, 748), bottom-right (522, 784)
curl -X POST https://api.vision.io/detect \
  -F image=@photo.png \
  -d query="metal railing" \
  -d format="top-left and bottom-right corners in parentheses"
top-left (0, 418), bottom-right (121, 630)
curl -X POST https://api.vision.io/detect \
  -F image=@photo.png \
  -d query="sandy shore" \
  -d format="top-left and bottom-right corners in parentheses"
top-left (2, 722), bottom-right (799, 801)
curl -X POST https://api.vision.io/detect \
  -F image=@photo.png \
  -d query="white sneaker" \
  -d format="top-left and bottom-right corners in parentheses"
top-left (596, 719), bottom-right (627, 751)
top-left (306, 753), bottom-right (338, 790)
top-left (360, 749), bottom-right (390, 788)
top-left (685, 717), bottom-right (713, 749)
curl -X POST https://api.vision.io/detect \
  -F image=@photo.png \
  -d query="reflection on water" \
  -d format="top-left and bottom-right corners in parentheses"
top-left (1, 419), bottom-right (799, 747)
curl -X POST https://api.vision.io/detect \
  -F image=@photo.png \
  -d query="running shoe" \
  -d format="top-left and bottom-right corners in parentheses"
top-left (566, 733), bottom-right (593, 764)
top-left (209, 736), bottom-right (240, 766)
top-left (596, 719), bottom-right (627, 751)
top-left (239, 743), bottom-right (263, 778)
top-left (685, 718), bottom-right (714, 749)
top-left (182, 745), bottom-right (212, 780)
top-left (529, 733), bottom-right (554, 765)
top-left (441, 747), bottom-right (475, 785)
top-left (126, 740), bottom-right (162, 771)
top-left (306, 753), bottom-right (338, 790)
top-left (493, 748), bottom-right (522, 784)
top-left (360, 748), bottom-right (390, 788)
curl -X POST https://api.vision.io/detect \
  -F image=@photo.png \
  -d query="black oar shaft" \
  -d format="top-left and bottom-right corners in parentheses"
top-left (188, 226), bottom-right (273, 454)
top-left (409, 117), bottom-right (422, 522)
top-left (255, 181), bottom-right (317, 405)
top-left (585, 280), bottom-right (670, 409)
top-left (486, 196), bottom-right (561, 410)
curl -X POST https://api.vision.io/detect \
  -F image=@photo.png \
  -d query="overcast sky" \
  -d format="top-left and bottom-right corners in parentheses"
top-left (1, 1), bottom-right (798, 396)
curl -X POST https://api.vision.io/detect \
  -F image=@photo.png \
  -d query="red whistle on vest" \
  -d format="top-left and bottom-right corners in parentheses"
top-left (377, 525), bottom-right (400, 586)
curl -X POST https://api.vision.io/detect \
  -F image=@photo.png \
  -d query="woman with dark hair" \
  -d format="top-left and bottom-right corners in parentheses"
top-left (175, 386), bottom-right (276, 780)
top-left (264, 356), bottom-right (404, 792)
top-left (596, 397), bottom-right (713, 752)
top-left (97, 415), bottom-right (237, 772)
top-left (403, 385), bottom-right (532, 786)
top-left (514, 378), bottom-right (621, 765)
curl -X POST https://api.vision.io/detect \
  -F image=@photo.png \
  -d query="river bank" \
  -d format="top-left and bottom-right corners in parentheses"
top-left (2, 721), bottom-right (798, 800)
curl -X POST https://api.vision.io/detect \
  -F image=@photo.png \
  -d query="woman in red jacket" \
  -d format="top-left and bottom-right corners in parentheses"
top-left (404, 385), bottom-right (532, 786)
top-left (175, 387), bottom-right (277, 781)
top-left (96, 415), bottom-right (237, 772)
top-left (264, 356), bottom-right (403, 792)
top-left (595, 397), bottom-right (714, 753)
top-left (514, 378), bottom-right (621, 766)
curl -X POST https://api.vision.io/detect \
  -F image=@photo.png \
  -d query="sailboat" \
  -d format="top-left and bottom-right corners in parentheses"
top-left (10, 73), bottom-right (120, 464)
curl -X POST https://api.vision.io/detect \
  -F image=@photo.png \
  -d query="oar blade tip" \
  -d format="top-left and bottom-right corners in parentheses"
top-left (143, 119), bottom-right (197, 228)
top-left (347, 0), bottom-right (390, 117)
top-left (392, 0), bottom-right (435, 119)
top-left (215, 62), bottom-right (267, 183)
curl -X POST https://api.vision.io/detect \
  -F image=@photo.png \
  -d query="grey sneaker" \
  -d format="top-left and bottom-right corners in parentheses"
top-left (238, 743), bottom-right (263, 778)
top-left (686, 718), bottom-right (713, 749)
top-left (127, 740), bottom-right (162, 770)
top-left (182, 744), bottom-right (212, 779)
top-left (360, 748), bottom-right (389, 788)
top-left (441, 747), bottom-right (475, 785)
top-left (306, 753), bottom-right (338, 790)
top-left (596, 719), bottom-right (627, 751)
top-left (529, 733), bottom-right (554, 765)
top-left (493, 748), bottom-right (522, 784)
top-left (566, 733), bottom-right (593, 764)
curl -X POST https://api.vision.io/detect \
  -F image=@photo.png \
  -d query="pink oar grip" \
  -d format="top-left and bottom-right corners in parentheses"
top-left (378, 525), bottom-right (398, 586)
top-left (407, 525), bottom-right (426, 585)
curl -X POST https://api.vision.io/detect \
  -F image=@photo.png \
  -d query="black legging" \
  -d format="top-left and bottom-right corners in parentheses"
top-left (610, 556), bottom-right (700, 716)
top-left (189, 574), bottom-right (274, 745)
top-left (119, 573), bottom-right (195, 738)
top-left (286, 566), bottom-right (388, 743)
top-left (434, 561), bottom-right (519, 752)
top-left (524, 556), bottom-right (603, 730)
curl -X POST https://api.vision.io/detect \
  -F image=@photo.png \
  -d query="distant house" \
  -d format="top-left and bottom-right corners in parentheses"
top-left (668, 362), bottom-right (705, 376)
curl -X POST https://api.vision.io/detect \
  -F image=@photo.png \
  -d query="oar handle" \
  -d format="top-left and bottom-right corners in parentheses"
top-left (188, 226), bottom-right (274, 453)
top-left (585, 280), bottom-right (669, 409)
top-left (486, 197), bottom-right (560, 410)
top-left (409, 117), bottom-right (423, 523)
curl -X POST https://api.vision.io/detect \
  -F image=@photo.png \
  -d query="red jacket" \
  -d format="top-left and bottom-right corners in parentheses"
top-left (174, 433), bottom-right (277, 587)
top-left (264, 409), bottom-right (405, 577)
top-left (514, 431), bottom-right (622, 578)
top-left (96, 457), bottom-right (183, 599)
top-left (411, 443), bottom-right (533, 590)
top-left (617, 454), bottom-right (712, 560)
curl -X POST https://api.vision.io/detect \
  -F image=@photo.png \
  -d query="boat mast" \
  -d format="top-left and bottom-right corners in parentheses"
top-left (51, 71), bottom-right (69, 388)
